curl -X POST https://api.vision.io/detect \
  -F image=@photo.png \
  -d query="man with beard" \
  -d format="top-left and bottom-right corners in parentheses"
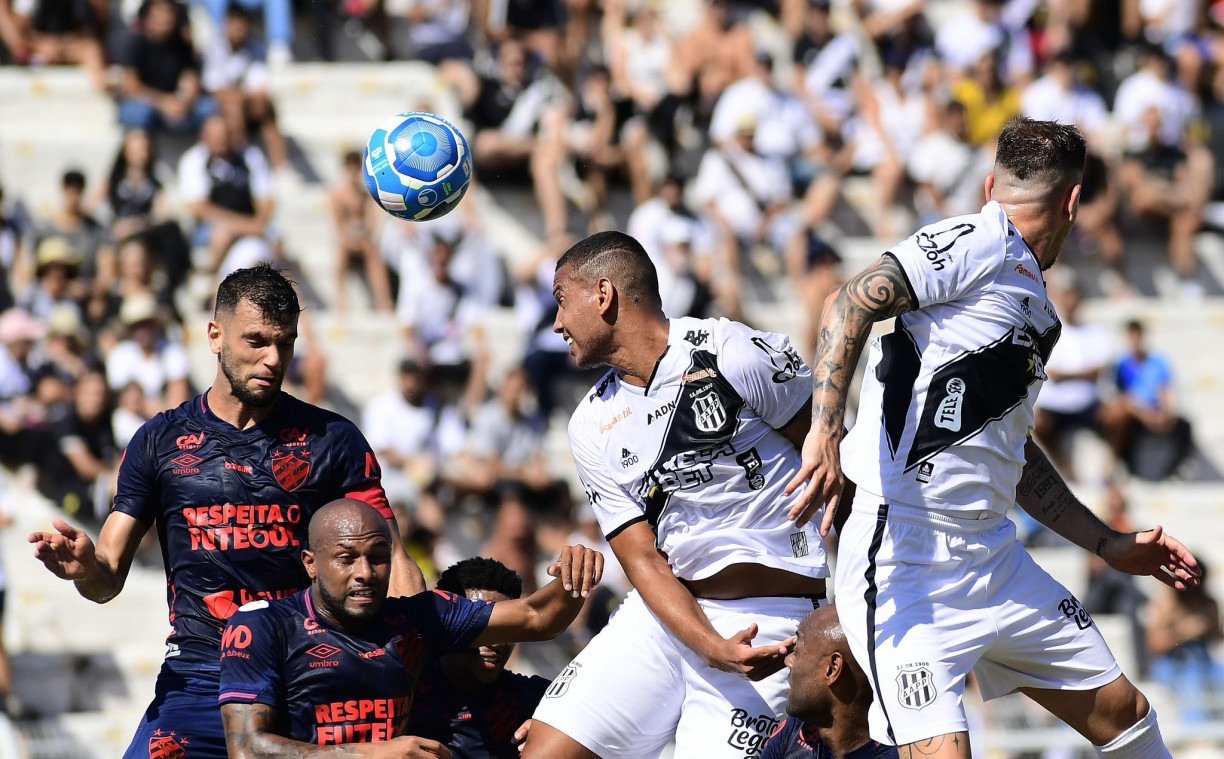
top-left (29, 264), bottom-right (425, 758)
top-left (219, 500), bottom-right (601, 756)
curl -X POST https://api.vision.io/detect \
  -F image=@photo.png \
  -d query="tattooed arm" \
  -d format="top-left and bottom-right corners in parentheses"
top-left (784, 255), bottom-right (915, 534)
top-left (1016, 438), bottom-right (1200, 590)
top-left (221, 703), bottom-right (452, 758)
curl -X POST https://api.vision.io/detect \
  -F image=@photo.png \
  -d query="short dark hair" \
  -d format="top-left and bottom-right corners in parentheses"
top-left (994, 118), bottom-right (1086, 190)
top-left (436, 557), bottom-right (524, 600)
top-left (62, 170), bottom-right (86, 191)
top-left (343, 149), bottom-right (363, 167)
top-left (214, 264), bottom-right (302, 324)
top-left (556, 231), bottom-right (661, 309)
top-left (1125, 319), bottom-right (1145, 334)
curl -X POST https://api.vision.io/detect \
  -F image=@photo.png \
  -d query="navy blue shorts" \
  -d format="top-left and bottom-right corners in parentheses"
top-left (124, 663), bottom-right (226, 758)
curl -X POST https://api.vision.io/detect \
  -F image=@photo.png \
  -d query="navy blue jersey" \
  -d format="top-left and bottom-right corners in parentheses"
top-left (408, 662), bottom-right (548, 758)
top-left (760, 718), bottom-right (898, 759)
top-left (218, 589), bottom-right (494, 746)
top-left (113, 392), bottom-right (392, 665)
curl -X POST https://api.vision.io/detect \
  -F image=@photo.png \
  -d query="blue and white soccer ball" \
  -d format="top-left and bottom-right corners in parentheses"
top-left (362, 112), bottom-right (473, 222)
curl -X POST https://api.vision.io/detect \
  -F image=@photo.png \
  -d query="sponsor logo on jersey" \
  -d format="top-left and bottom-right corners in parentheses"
top-left (359, 648), bottom-right (386, 660)
top-left (647, 400), bottom-right (677, 425)
top-left (693, 389), bottom-right (728, 433)
top-left (736, 448), bottom-right (765, 490)
top-left (225, 460), bottom-right (253, 475)
top-left (148, 729), bottom-right (187, 759)
top-left (583, 487), bottom-right (601, 507)
top-left (220, 624), bottom-right (253, 660)
top-left (896, 664), bottom-right (936, 710)
top-left (1058, 597), bottom-right (1093, 630)
top-left (184, 503), bottom-right (304, 552)
top-left (170, 453), bottom-right (203, 475)
top-left (272, 449), bottom-right (312, 491)
top-left (916, 461), bottom-right (934, 483)
top-left (789, 531), bottom-right (809, 558)
top-left (682, 368), bottom-right (717, 384)
top-left (589, 372), bottom-right (615, 400)
top-left (307, 643), bottom-right (342, 668)
top-left (164, 641), bottom-right (181, 659)
top-left (915, 222), bottom-right (975, 271)
top-left (175, 432), bottom-right (205, 450)
top-left (278, 427), bottom-right (310, 447)
top-left (750, 337), bottom-right (805, 383)
top-left (205, 587), bottom-right (298, 619)
top-left (684, 329), bottom-right (709, 346)
top-left (726, 709), bottom-right (779, 756)
top-left (545, 663), bottom-right (580, 698)
top-left (1015, 263), bottom-right (1040, 284)
top-left (620, 448), bottom-right (639, 467)
top-left (1020, 297), bottom-right (1032, 317)
top-left (314, 697), bottom-right (410, 745)
top-left (933, 378), bottom-right (965, 432)
top-left (600, 406), bottom-right (632, 434)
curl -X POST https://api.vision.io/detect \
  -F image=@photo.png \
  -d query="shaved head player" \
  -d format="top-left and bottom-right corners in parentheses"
top-left (788, 118), bottom-right (1199, 758)
top-left (30, 265), bottom-right (425, 758)
top-left (524, 231), bottom-right (835, 758)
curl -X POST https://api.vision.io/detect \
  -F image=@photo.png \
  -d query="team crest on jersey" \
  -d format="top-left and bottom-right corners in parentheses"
top-left (272, 449), bottom-right (311, 491)
top-left (545, 663), bottom-right (580, 698)
top-left (692, 389), bottom-right (728, 433)
top-left (148, 729), bottom-right (187, 758)
top-left (896, 665), bottom-right (936, 710)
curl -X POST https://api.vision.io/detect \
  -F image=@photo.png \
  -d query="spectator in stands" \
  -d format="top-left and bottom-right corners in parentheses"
top-left (86, 236), bottom-right (177, 336)
top-left (444, 39), bottom-right (569, 240)
top-left (1114, 43), bottom-right (1199, 154)
top-left (1033, 279), bottom-right (1110, 480)
top-left (675, 0), bottom-right (754, 108)
top-left (1020, 50), bottom-right (1109, 143)
top-left (396, 0), bottom-right (472, 63)
top-left (952, 50), bottom-right (1021, 147)
top-left (653, 215), bottom-right (718, 320)
top-left (1103, 319), bottom-right (1192, 480)
top-left (566, 65), bottom-right (650, 229)
top-left (178, 114), bottom-right (276, 276)
top-left (118, 0), bottom-right (216, 134)
top-left (934, 0), bottom-right (1033, 84)
top-left (202, 4), bottom-right (289, 174)
top-left (604, 0), bottom-right (682, 146)
top-left (785, 229), bottom-right (840, 361)
top-left (361, 358), bottom-right (451, 535)
top-left (38, 369), bottom-right (115, 527)
top-left (515, 237), bottom-right (579, 421)
top-left (0, 308), bottom-right (46, 466)
top-left (197, 0), bottom-right (293, 66)
top-left (1117, 105), bottom-right (1213, 293)
top-left (0, 185), bottom-right (25, 312)
top-left (794, 0), bottom-right (859, 142)
top-left (21, 237), bottom-right (84, 322)
top-left (908, 100), bottom-right (984, 223)
top-left (40, 304), bottom-right (96, 384)
top-left (0, 0), bottom-right (107, 89)
top-left (330, 149), bottom-right (393, 313)
top-left (408, 557), bottom-right (550, 756)
top-left (97, 130), bottom-right (164, 243)
top-left (104, 292), bottom-right (190, 415)
top-left (483, 0), bottom-right (565, 71)
top-left (1146, 563), bottom-right (1224, 724)
top-left (396, 230), bottom-right (488, 406)
top-left (33, 169), bottom-right (108, 293)
top-left (448, 367), bottom-right (560, 589)
top-left (0, 495), bottom-right (11, 712)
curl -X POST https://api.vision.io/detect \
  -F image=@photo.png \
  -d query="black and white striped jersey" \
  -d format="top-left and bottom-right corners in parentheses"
top-left (842, 202), bottom-right (1062, 515)
top-left (567, 317), bottom-right (829, 583)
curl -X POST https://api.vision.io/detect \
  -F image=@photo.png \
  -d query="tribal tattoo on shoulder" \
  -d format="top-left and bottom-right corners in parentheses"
top-left (811, 255), bottom-right (915, 433)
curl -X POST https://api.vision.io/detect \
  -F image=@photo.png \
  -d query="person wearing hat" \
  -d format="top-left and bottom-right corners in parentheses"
top-left (21, 236), bottom-right (85, 322)
top-left (42, 304), bottom-right (96, 384)
top-left (104, 292), bottom-right (190, 416)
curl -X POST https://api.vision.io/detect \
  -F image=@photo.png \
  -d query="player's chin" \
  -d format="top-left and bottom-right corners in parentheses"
top-left (344, 592), bottom-right (383, 616)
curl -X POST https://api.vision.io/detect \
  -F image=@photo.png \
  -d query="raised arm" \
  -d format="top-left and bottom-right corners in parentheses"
top-left (475, 545), bottom-right (604, 645)
top-left (222, 703), bottom-right (451, 758)
top-left (785, 255), bottom-right (915, 534)
top-left (1017, 438), bottom-right (1200, 590)
top-left (607, 522), bottom-right (792, 680)
top-left (29, 512), bottom-right (146, 603)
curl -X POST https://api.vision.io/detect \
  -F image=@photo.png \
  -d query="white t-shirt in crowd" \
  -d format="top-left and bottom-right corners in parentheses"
top-left (105, 339), bottom-right (189, 398)
top-left (362, 390), bottom-right (439, 461)
top-left (1113, 69), bottom-right (1198, 148)
top-left (1034, 322), bottom-right (1110, 414)
top-left (1021, 75), bottom-right (1108, 132)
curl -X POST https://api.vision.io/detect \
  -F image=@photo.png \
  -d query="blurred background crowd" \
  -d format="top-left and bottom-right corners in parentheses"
top-left (0, 0), bottom-right (1223, 755)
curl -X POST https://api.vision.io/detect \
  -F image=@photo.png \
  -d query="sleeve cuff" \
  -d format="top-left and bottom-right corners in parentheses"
top-left (882, 251), bottom-right (920, 308)
top-left (605, 514), bottom-right (648, 541)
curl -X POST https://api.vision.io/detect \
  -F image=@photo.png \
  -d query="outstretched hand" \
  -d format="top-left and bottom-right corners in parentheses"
top-left (547, 544), bottom-right (605, 599)
top-left (784, 428), bottom-right (843, 536)
top-left (1102, 525), bottom-right (1201, 590)
top-left (706, 623), bottom-right (796, 682)
top-left (28, 518), bottom-right (96, 581)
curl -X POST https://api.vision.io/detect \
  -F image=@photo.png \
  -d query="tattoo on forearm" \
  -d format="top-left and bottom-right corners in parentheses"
top-left (810, 256), bottom-right (914, 432)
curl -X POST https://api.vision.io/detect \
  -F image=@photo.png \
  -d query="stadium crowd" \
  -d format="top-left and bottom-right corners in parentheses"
top-left (0, 0), bottom-right (1223, 752)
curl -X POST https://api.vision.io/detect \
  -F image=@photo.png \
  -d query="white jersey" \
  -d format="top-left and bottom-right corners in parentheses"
top-left (842, 202), bottom-right (1061, 514)
top-left (568, 317), bottom-right (827, 582)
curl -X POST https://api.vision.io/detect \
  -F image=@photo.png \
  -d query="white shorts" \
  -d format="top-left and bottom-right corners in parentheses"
top-left (532, 590), bottom-right (818, 759)
top-left (834, 494), bottom-right (1122, 747)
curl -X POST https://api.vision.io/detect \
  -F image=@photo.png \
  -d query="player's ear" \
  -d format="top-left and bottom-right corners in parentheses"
top-left (302, 549), bottom-right (317, 579)
top-left (207, 319), bottom-right (223, 356)
top-left (1066, 183), bottom-right (1082, 222)
top-left (595, 277), bottom-right (615, 316)
top-left (826, 651), bottom-right (845, 685)
top-left (983, 172), bottom-right (996, 202)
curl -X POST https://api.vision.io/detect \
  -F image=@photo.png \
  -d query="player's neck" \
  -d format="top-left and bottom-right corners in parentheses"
top-left (811, 702), bottom-right (872, 757)
top-left (999, 205), bottom-right (1062, 270)
top-left (608, 315), bottom-right (670, 388)
top-left (206, 383), bottom-right (276, 430)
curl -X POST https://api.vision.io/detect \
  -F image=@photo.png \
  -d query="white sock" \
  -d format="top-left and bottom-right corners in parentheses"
top-left (1095, 706), bottom-right (1171, 758)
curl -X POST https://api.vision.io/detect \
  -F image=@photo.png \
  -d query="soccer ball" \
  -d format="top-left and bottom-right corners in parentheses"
top-left (362, 112), bottom-right (473, 222)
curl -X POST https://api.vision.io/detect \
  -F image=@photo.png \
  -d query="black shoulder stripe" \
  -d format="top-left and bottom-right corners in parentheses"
top-left (605, 514), bottom-right (647, 542)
